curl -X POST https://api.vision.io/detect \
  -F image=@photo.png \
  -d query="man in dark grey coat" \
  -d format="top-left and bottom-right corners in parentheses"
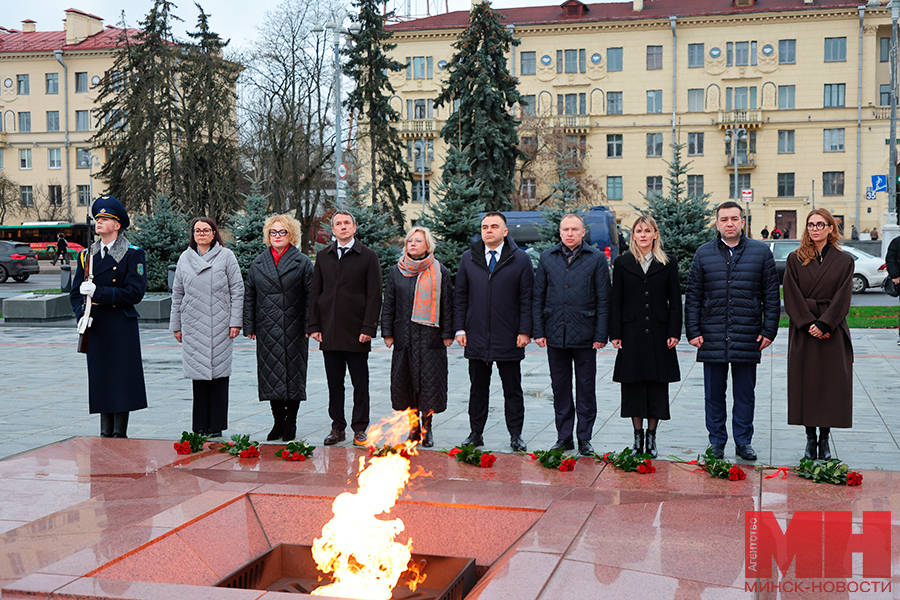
top-left (685, 201), bottom-right (780, 461)
top-left (454, 212), bottom-right (534, 452)
top-left (309, 211), bottom-right (383, 447)
top-left (533, 214), bottom-right (610, 456)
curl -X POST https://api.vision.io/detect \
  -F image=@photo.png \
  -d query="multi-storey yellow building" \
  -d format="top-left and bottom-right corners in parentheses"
top-left (0, 9), bottom-right (137, 225)
top-left (385, 0), bottom-right (899, 237)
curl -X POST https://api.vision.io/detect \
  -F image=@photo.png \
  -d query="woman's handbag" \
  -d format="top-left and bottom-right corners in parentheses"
top-left (883, 277), bottom-right (900, 298)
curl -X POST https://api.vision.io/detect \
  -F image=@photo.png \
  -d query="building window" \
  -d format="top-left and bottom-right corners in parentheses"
top-left (824, 84), bottom-right (845, 108)
top-left (406, 57), bottom-right (433, 80)
top-left (77, 185), bottom-right (91, 206)
top-left (49, 185), bottom-right (63, 207)
top-left (646, 133), bottom-right (663, 157)
top-left (76, 148), bottom-right (91, 168)
top-left (778, 85), bottom-right (795, 109)
top-left (20, 186), bottom-right (33, 206)
top-left (823, 171), bottom-right (844, 196)
top-left (646, 45), bottom-right (663, 70)
top-left (725, 86), bottom-right (757, 110)
top-left (607, 47), bottom-right (623, 72)
top-left (522, 95), bottom-right (536, 117)
top-left (778, 130), bottom-right (795, 154)
top-left (46, 73), bottom-right (59, 94)
top-left (75, 71), bottom-right (88, 93)
top-left (687, 174), bottom-right (704, 198)
top-left (824, 37), bottom-right (846, 63)
top-left (688, 43), bottom-right (704, 68)
top-left (607, 134), bottom-right (623, 158)
top-left (410, 179), bottom-right (430, 204)
top-left (777, 173), bottom-right (795, 197)
top-left (646, 176), bottom-right (663, 199)
top-left (557, 49), bottom-right (585, 74)
top-left (18, 112), bottom-right (31, 133)
top-left (729, 173), bottom-right (752, 198)
top-left (607, 176), bottom-right (623, 200)
top-left (521, 178), bottom-right (536, 199)
top-left (687, 88), bottom-right (704, 112)
top-left (47, 111), bottom-right (60, 132)
top-left (882, 84), bottom-right (891, 106)
top-left (557, 93), bottom-right (586, 115)
top-left (19, 149), bottom-right (32, 170)
top-left (521, 51), bottom-right (536, 75)
top-left (607, 92), bottom-right (622, 115)
top-left (48, 148), bottom-right (62, 169)
top-left (687, 132), bottom-right (704, 156)
top-left (824, 128), bottom-right (845, 152)
top-left (734, 41), bottom-right (751, 66)
top-left (647, 90), bottom-right (663, 114)
top-left (17, 74), bottom-right (29, 95)
top-left (779, 39), bottom-right (796, 64)
top-left (76, 110), bottom-right (91, 131)
top-left (881, 37), bottom-right (890, 62)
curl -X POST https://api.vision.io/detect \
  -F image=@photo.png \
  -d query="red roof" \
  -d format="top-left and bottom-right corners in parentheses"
top-left (0, 26), bottom-right (141, 53)
top-left (387, 0), bottom-right (866, 31)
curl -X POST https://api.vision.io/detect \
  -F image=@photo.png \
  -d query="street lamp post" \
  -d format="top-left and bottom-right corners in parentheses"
top-left (724, 126), bottom-right (749, 234)
top-left (415, 136), bottom-right (433, 217)
top-left (890, 0), bottom-right (899, 219)
top-left (79, 152), bottom-right (100, 218)
top-left (313, 15), bottom-right (359, 208)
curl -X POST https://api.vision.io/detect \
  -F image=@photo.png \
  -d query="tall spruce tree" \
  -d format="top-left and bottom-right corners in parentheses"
top-left (534, 150), bottom-right (580, 252)
top-left (342, 0), bottom-right (408, 228)
top-left (643, 142), bottom-right (716, 290)
top-left (129, 194), bottom-right (188, 292)
top-left (229, 179), bottom-right (269, 274)
top-left (419, 147), bottom-right (483, 277)
top-left (434, 1), bottom-right (523, 212)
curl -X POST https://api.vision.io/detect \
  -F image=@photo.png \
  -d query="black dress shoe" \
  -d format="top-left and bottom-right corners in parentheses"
top-left (510, 434), bottom-right (527, 453)
top-left (735, 444), bottom-right (757, 461)
top-left (324, 429), bottom-right (346, 445)
top-left (550, 437), bottom-right (575, 452)
top-left (207, 431), bottom-right (223, 439)
top-left (578, 440), bottom-right (594, 456)
top-left (353, 431), bottom-right (368, 446)
top-left (709, 444), bottom-right (725, 459)
top-left (461, 432), bottom-right (483, 447)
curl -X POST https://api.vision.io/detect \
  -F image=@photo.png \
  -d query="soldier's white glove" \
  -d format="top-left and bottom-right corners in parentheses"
top-left (80, 281), bottom-right (96, 297)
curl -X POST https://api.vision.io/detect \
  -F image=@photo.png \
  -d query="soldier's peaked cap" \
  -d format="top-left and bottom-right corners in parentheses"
top-left (92, 195), bottom-right (130, 230)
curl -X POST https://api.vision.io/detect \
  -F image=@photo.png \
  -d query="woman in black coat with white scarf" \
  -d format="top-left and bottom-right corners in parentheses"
top-left (609, 215), bottom-right (682, 458)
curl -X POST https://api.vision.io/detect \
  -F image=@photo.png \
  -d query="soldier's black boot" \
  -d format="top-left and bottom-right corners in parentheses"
top-left (100, 413), bottom-right (114, 438)
top-left (112, 412), bottom-right (129, 438)
top-left (267, 401), bottom-right (285, 441)
top-left (282, 402), bottom-right (299, 442)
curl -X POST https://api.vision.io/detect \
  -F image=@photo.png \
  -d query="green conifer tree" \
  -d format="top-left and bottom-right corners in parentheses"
top-left (229, 179), bottom-right (269, 274)
top-left (343, 0), bottom-right (409, 228)
top-left (643, 142), bottom-right (716, 290)
top-left (534, 150), bottom-right (581, 252)
top-left (434, 1), bottom-right (523, 212)
top-left (129, 194), bottom-right (188, 292)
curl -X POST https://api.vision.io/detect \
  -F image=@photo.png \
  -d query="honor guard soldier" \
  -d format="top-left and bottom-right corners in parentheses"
top-left (69, 195), bottom-right (148, 438)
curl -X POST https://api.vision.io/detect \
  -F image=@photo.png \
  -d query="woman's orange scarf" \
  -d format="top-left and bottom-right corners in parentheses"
top-left (397, 252), bottom-right (441, 327)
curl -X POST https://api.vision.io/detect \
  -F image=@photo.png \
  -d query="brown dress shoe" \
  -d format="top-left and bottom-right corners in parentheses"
top-left (324, 429), bottom-right (346, 445)
top-left (353, 431), bottom-right (368, 445)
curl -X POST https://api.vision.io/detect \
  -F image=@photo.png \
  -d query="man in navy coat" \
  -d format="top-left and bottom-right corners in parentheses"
top-left (70, 196), bottom-right (148, 438)
top-left (454, 212), bottom-right (534, 452)
top-left (533, 214), bottom-right (610, 456)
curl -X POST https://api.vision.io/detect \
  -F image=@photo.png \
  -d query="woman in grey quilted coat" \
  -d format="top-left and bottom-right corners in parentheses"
top-left (170, 217), bottom-right (244, 437)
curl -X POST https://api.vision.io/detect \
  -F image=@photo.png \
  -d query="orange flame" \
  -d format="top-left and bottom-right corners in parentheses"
top-left (311, 409), bottom-right (424, 599)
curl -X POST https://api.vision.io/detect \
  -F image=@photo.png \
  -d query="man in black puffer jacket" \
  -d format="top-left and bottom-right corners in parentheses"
top-left (685, 201), bottom-right (780, 462)
top-left (454, 212), bottom-right (534, 453)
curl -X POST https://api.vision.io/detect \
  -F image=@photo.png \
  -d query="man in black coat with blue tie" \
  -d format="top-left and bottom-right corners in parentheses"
top-left (70, 196), bottom-right (148, 438)
top-left (454, 212), bottom-right (534, 452)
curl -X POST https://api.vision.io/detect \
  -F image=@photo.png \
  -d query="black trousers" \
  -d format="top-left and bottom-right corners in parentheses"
top-left (323, 351), bottom-right (370, 432)
top-left (467, 360), bottom-right (525, 436)
top-left (547, 347), bottom-right (597, 442)
top-left (192, 377), bottom-right (229, 433)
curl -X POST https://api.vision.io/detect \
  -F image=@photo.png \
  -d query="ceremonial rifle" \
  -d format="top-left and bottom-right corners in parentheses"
top-left (76, 204), bottom-right (95, 354)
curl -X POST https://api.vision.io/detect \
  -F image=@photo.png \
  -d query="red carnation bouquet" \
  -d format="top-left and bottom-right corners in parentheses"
top-left (278, 440), bottom-right (315, 461)
top-left (174, 431), bottom-right (208, 455)
top-left (446, 444), bottom-right (496, 468)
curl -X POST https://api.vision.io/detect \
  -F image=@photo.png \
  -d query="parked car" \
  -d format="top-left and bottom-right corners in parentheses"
top-left (0, 240), bottom-right (41, 283)
top-left (764, 240), bottom-right (886, 293)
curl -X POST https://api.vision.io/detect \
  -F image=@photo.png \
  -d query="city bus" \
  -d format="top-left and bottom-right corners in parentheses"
top-left (0, 222), bottom-right (89, 259)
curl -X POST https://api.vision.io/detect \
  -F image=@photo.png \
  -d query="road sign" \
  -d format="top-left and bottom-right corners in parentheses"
top-left (741, 188), bottom-right (753, 202)
top-left (872, 175), bottom-right (888, 193)
top-left (867, 187), bottom-right (876, 200)
top-left (337, 163), bottom-right (348, 180)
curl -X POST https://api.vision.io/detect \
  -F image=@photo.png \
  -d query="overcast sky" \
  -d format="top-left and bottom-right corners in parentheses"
top-left (3, 0), bottom-right (618, 53)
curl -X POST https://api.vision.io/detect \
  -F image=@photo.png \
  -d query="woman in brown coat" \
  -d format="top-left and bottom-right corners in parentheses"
top-left (783, 209), bottom-right (853, 461)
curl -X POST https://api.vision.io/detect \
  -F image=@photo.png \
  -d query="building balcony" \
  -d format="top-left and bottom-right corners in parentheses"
top-left (408, 160), bottom-right (432, 174)
top-left (398, 119), bottom-right (438, 139)
top-left (726, 152), bottom-right (756, 170)
top-left (873, 106), bottom-right (891, 119)
top-left (717, 109), bottom-right (763, 129)
top-left (553, 115), bottom-right (591, 134)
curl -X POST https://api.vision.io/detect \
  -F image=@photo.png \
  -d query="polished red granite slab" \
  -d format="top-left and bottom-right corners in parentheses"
top-left (1, 438), bottom-right (897, 600)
